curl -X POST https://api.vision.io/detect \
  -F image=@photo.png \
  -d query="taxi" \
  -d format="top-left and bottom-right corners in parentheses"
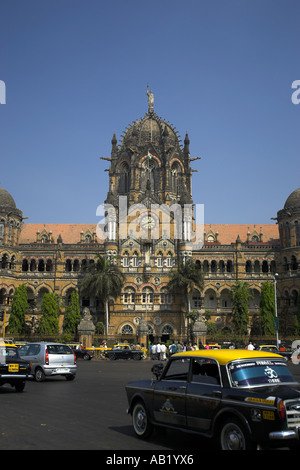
top-left (0, 342), bottom-right (32, 392)
top-left (126, 349), bottom-right (300, 450)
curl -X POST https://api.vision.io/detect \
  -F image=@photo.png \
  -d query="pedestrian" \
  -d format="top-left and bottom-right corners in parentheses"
top-left (151, 343), bottom-right (157, 360)
top-left (169, 341), bottom-right (177, 355)
top-left (176, 342), bottom-right (183, 353)
top-left (156, 342), bottom-right (161, 360)
top-left (160, 343), bottom-right (167, 360)
top-left (247, 341), bottom-right (255, 350)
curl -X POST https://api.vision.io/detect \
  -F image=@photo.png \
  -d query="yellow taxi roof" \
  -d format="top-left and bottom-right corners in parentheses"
top-left (175, 349), bottom-right (283, 365)
top-left (0, 342), bottom-right (17, 348)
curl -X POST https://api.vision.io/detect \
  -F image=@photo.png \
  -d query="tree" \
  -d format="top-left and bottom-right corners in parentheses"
top-left (8, 284), bottom-right (28, 335)
top-left (230, 281), bottom-right (253, 335)
top-left (259, 281), bottom-right (276, 335)
top-left (39, 293), bottom-right (59, 335)
top-left (63, 290), bottom-right (81, 334)
top-left (167, 258), bottom-right (204, 312)
top-left (167, 258), bottom-right (204, 340)
top-left (80, 255), bottom-right (125, 336)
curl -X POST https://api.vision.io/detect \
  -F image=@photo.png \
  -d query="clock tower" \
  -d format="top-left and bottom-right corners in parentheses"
top-left (101, 88), bottom-right (201, 343)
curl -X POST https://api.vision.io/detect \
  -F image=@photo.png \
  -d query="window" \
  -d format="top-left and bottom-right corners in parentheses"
top-left (121, 324), bottom-right (134, 334)
top-left (163, 358), bottom-right (190, 381)
top-left (191, 358), bottom-right (220, 385)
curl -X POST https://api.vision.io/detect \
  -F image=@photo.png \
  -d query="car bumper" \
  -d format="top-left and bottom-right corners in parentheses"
top-left (43, 366), bottom-right (77, 377)
top-left (0, 374), bottom-right (33, 380)
top-left (269, 429), bottom-right (299, 440)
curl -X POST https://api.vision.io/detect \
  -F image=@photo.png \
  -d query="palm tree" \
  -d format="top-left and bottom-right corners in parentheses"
top-left (167, 258), bottom-right (204, 337)
top-left (80, 255), bottom-right (125, 336)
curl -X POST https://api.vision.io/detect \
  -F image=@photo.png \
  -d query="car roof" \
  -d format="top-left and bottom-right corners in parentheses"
top-left (174, 349), bottom-right (284, 365)
top-left (0, 342), bottom-right (17, 348)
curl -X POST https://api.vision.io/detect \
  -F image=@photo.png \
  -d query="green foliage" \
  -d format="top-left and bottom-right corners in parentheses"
top-left (80, 255), bottom-right (125, 302)
top-left (167, 258), bottom-right (204, 311)
top-left (95, 321), bottom-right (105, 334)
top-left (230, 281), bottom-right (253, 335)
top-left (259, 281), bottom-right (276, 335)
top-left (8, 284), bottom-right (28, 335)
top-left (39, 293), bottom-right (59, 335)
top-left (63, 290), bottom-right (81, 334)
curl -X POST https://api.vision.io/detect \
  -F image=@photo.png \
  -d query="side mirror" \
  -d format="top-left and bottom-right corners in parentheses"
top-left (151, 362), bottom-right (164, 380)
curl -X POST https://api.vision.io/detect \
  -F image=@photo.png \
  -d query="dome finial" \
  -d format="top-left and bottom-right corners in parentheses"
top-left (146, 84), bottom-right (154, 113)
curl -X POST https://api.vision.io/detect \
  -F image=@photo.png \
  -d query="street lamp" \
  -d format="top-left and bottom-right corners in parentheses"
top-left (274, 273), bottom-right (279, 349)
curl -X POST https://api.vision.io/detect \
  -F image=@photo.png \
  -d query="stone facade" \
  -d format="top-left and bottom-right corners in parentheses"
top-left (0, 92), bottom-right (299, 342)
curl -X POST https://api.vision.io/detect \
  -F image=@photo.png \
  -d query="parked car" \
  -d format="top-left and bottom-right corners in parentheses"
top-left (19, 342), bottom-right (77, 382)
top-left (72, 347), bottom-right (94, 361)
top-left (105, 344), bottom-right (144, 361)
top-left (257, 345), bottom-right (293, 361)
top-left (126, 349), bottom-right (300, 450)
top-left (0, 342), bottom-right (32, 392)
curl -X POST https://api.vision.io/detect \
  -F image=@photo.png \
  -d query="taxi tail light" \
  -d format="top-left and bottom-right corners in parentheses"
top-left (45, 348), bottom-right (49, 365)
top-left (73, 351), bottom-right (76, 365)
top-left (277, 399), bottom-right (286, 419)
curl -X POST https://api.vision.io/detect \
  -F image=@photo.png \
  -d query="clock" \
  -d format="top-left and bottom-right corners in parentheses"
top-left (140, 214), bottom-right (156, 230)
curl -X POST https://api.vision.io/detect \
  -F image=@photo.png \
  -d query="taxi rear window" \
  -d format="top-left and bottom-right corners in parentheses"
top-left (228, 360), bottom-right (297, 388)
top-left (0, 346), bottom-right (19, 361)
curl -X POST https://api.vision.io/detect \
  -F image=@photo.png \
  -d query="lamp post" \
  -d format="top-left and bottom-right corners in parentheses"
top-left (274, 273), bottom-right (279, 349)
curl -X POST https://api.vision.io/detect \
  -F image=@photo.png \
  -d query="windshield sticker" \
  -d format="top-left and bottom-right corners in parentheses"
top-left (229, 360), bottom-right (296, 387)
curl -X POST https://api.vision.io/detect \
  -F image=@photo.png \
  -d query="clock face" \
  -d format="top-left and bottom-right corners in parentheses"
top-left (140, 214), bottom-right (156, 230)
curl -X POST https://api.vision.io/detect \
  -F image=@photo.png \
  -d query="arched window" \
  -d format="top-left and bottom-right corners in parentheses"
top-left (118, 162), bottom-right (130, 194)
top-left (121, 324), bottom-right (134, 335)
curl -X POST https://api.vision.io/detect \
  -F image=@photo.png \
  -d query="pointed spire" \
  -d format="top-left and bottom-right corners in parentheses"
top-left (184, 131), bottom-right (190, 153)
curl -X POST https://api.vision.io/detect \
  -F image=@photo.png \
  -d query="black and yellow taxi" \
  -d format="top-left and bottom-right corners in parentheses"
top-left (0, 341), bottom-right (32, 392)
top-left (126, 349), bottom-right (300, 449)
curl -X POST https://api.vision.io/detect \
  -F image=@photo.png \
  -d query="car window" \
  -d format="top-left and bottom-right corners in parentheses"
top-left (191, 358), bottom-right (220, 385)
top-left (0, 346), bottom-right (18, 361)
top-left (47, 345), bottom-right (72, 354)
top-left (163, 358), bottom-right (190, 381)
top-left (228, 359), bottom-right (297, 388)
top-left (19, 344), bottom-right (40, 356)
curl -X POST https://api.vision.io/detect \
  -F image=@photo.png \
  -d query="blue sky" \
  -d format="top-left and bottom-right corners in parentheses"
top-left (0, 0), bottom-right (299, 226)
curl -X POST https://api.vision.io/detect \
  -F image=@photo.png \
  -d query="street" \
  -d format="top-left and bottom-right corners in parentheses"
top-left (1, 358), bottom-right (300, 451)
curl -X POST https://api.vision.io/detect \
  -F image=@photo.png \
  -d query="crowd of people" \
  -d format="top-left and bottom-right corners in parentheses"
top-left (149, 341), bottom-right (201, 361)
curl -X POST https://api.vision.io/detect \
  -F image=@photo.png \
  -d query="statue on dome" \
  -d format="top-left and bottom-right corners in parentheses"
top-left (147, 84), bottom-right (154, 113)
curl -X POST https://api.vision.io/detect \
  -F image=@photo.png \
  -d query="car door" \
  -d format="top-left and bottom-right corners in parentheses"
top-left (152, 357), bottom-right (190, 427)
top-left (186, 357), bottom-right (222, 432)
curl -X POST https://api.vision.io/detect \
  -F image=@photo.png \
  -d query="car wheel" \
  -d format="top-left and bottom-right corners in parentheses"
top-left (219, 418), bottom-right (256, 450)
top-left (109, 353), bottom-right (116, 360)
top-left (132, 401), bottom-right (153, 439)
top-left (133, 353), bottom-right (141, 360)
top-left (15, 382), bottom-right (25, 392)
top-left (83, 353), bottom-right (90, 360)
top-left (35, 367), bottom-right (46, 382)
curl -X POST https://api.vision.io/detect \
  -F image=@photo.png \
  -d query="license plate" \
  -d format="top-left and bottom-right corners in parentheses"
top-left (56, 368), bottom-right (70, 373)
top-left (8, 364), bottom-right (19, 372)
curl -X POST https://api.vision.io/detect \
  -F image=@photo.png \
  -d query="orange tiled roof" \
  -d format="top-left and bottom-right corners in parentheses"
top-left (204, 224), bottom-right (279, 245)
top-left (20, 224), bottom-right (100, 244)
top-left (19, 223), bottom-right (279, 246)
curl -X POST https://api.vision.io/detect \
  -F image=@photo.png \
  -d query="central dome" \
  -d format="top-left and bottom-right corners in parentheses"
top-left (119, 111), bottom-right (182, 153)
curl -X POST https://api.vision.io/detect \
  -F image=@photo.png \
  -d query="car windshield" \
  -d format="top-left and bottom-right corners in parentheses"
top-left (228, 359), bottom-right (297, 388)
